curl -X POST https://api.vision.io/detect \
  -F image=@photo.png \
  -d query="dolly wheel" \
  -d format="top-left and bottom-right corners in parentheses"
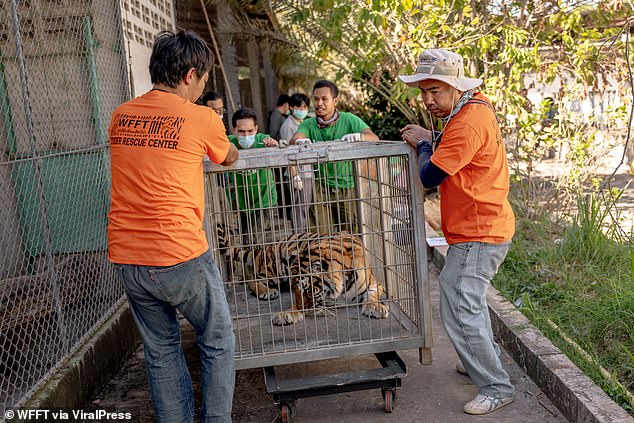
top-left (382, 388), bottom-right (395, 413)
top-left (280, 402), bottom-right (294, 423)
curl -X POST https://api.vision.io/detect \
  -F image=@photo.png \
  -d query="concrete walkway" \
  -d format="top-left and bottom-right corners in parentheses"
top-left (87, 260), bottom-right (566, 423)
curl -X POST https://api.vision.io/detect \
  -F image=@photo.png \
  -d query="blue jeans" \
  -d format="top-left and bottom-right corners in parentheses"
top-left (439, 241), bottom-right (514, 399)
top-left (115, 249), bottom-right (235, 422)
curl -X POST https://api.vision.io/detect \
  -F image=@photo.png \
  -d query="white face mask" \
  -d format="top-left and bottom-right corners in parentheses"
top-left (237, 135), bottom-right (256, 149)
top-left (218, 114), bottom-right (224, 120)
top-left (292, 109), bottom-right (308, 120)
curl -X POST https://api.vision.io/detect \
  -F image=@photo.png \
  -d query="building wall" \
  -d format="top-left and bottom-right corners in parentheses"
top-left (120, 0), bottom-right (176, 96)
top-left (524, 71), bottom-right (627, 129)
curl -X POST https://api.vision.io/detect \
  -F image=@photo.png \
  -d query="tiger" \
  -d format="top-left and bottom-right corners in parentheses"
top-left (215, 223), bottom-right (320, 300)
top-left (215, 224), bottom-right (389, 324)
top-left (271, 231), bottom-right (390, 326)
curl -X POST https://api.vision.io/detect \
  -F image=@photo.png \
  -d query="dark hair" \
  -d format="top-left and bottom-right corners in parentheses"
top-left (276, 94), bottom-right (290, 107)
top-left (289, 93), bottom-right (310, 108)
top-left (232, 108), bottom-right (258, 128)
top-left (202, 91), bottom-right (222, 104)
top-left (313, 80), bottom-right (338, 98)
top-left (149, 30), bottom-right (213, 88)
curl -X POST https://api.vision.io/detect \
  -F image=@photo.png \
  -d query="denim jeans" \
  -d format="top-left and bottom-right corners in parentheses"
top-left (115, 249), bottom-right (235, 422)
top-left (439, 241), bottom-right (514, 399)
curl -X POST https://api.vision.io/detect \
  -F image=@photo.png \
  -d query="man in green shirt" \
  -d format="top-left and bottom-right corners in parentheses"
top-left (290, 80), bottom-right (378, 234)
top-left (227, 108), bottom-right (278, 244)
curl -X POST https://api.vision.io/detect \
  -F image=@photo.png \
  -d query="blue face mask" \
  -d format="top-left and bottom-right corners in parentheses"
top-left (237, 135), bottom-right (256, 149)
top-left (292, 109), bottom-right (308, 120)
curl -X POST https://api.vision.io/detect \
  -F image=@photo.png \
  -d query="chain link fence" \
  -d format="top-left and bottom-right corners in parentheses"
top-left (0, 0), bottom-right (129, 413)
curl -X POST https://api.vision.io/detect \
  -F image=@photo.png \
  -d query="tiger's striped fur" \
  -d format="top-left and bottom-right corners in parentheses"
top-left (216, 223), bottom-right (320, 300)
top-left (215, 223), bottom-right (389, 324)
top-left (272, 232), bottom-right (389, 325)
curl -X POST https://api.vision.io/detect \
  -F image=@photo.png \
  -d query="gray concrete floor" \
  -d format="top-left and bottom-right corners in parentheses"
top-left (88, 261), bottom-right (567, 423)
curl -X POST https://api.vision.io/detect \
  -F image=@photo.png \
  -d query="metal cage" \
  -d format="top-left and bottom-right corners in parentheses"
top-left (204, 141), bottom-right (431, 370)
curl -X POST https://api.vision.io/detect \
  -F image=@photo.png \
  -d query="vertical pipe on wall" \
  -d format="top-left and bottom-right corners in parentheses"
top-left (117, 5), bottom-right (134, 100)
top-left (9, 0), bottom-right (69, 352)
top-left (83, 14), bottom-right (111, 210)
top-left (83, 16), bottom-right (106, 147)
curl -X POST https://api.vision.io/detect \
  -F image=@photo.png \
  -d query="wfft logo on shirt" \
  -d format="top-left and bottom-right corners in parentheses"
top-left (111, 114), bottom-right (184, 150)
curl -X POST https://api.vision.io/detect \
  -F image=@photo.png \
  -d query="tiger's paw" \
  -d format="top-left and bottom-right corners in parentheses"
top-left (272, 311), bottom-right (304, 326)
top-left (258, 288), bottom-right (279, 301)
top-left (362, 302), bottom-right (389, 319)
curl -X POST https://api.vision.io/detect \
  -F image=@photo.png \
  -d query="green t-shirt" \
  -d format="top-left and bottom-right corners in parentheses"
top-left (227, 133), bottom-right (278, 212)
top-left (297, 112), bottom-right (370, 189)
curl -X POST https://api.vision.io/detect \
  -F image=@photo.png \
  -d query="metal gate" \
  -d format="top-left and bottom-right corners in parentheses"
top-left (204, 141), bottom-right (432, 370)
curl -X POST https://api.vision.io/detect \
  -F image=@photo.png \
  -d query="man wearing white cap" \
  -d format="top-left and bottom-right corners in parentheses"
top-left (399, 49), bottom-right (516, 415)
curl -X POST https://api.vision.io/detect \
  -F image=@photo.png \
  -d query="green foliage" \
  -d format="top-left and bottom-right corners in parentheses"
top-left (507, 95), bottom-right (622, 218)
top-left (353, 86), bottom-right (409, 140)
top-left (271, 0), bottom-right (631, 140)
top-left (495, 193), bottom-right (634, 412)
top-left (560, 193), bottom-right (625, 261)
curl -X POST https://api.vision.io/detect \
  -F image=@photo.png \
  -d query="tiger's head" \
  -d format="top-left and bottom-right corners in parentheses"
top-left (291, 259), bottom-right (337, 310)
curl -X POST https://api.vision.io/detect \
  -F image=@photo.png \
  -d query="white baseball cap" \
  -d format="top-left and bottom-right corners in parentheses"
top-left (398, 49), bottom-right (483, 91)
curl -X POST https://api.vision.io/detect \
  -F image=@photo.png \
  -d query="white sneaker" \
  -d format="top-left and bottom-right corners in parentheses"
top-left (455, 361), bottom-right (468, 375)
top-left (463, 394), bottom-right (514, 415)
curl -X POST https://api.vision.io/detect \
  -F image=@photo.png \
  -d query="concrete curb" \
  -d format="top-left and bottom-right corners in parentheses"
top-left (429, 244), bottom-right (634, 423)
top-left (23, 302), bottom-right (140, 410)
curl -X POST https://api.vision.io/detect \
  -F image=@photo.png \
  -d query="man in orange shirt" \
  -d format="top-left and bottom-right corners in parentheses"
top-left (108, 30), bottom-right (239, 422)
top-left (399, 49), bottom-right (515, 415)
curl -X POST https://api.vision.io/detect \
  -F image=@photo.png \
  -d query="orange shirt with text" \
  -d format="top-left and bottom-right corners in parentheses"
top-left (108, 90), bottom-right (230, 266)
top-left (430, 93), bottom-right (515, 244)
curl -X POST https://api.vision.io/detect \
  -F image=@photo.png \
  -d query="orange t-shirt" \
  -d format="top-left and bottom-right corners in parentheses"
top-left (430, 93), bottom-right (515, 244)
top-left (108, 90), bottom-right (230, 266)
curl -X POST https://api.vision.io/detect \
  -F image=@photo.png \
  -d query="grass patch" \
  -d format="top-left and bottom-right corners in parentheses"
top-left (494, 193), bottom-right (634, 415)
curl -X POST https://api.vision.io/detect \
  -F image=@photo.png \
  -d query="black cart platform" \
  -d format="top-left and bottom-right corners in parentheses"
top-left (264, 351), bottom-right (407, 422)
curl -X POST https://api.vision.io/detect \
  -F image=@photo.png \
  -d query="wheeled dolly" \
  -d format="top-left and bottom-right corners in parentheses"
top-left (264, 351), bottom-right (407, 422)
